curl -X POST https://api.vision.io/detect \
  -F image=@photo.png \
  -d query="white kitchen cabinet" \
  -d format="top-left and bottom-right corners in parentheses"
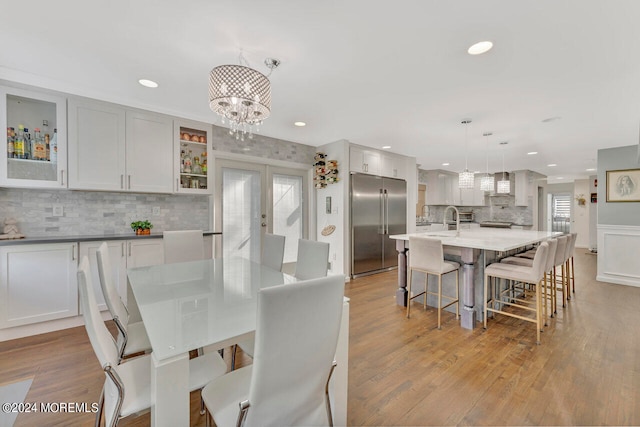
top-left (0, 86), bottom-right (68, 189)
top-left (381, 153), bottom-right (406, 179)
top-left (459, 176), bottom-right (486, 206)
top-left (0, 243), bottom-right (78, 329)
top-left (68, 101), bottom-right (174, 193)
top-left (126, 110), bottom-right (174, 193)
top-left (425, 170), bottom-right (459, 205)
top-left (174, 119), bottom-right (211, 194)
top-left (79, 240), bottom-right (128, 312)
top-left (515, 171), bottom-right (529, 206)
top-left (68, 98), bottom-right (126, 190)
top-left (350, 146), bottom-right (381, 175)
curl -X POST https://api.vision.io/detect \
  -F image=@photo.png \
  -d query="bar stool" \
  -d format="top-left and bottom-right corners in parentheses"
top-left (566, 233), bottom-right (577, 297)
top-left (484, 242), bottom-right (549, 344)
top-left (552, 235), bottom-right (569, 309)
top-left (499, 238), bottom-right (558, 325)
top-left (406, 236), bottom-right (459, 329)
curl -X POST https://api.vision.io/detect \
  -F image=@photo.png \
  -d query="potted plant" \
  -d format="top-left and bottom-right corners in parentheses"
top-left (131, 220), bottom-right (153, 235)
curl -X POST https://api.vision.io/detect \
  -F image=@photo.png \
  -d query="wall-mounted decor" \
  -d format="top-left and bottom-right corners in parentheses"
top-left (606, 168), bottom-right (640, 202)
top-left (591, 193), bottom-right (597, 203)
top-left (313, 152), bottom-right (339, 188)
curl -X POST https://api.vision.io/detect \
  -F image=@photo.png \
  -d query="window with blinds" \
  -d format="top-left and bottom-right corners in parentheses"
top-left (553, 195), bottom-right (571, 218)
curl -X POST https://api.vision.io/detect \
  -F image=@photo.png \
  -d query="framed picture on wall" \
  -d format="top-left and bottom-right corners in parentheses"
top-left (606, 168), bottom-right (640, 202)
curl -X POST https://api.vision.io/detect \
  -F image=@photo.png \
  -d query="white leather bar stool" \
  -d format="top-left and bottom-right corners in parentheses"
top-left (552, 235), bottom-right (569, 309)
top-left (499, 238), bottom-right (558, 325)
top-left (484, 242), bottom-right (549, 344)
top-left (406, 236), bottom-right (459, 329)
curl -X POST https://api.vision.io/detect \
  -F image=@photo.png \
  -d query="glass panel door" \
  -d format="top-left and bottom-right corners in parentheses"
top-left (217, 161), bottom-right (265, 262)
top-left (271, 173), bottom-right (304, 264)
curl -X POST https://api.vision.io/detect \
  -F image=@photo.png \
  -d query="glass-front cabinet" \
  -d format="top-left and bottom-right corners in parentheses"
top-left (1, 86), bottom-right (67, 188)
top-left (174, 119), bottom-right (211, 194)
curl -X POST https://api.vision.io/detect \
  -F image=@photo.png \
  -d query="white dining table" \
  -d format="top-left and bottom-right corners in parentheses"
top-left (127, 257), bottom-right (349, 427)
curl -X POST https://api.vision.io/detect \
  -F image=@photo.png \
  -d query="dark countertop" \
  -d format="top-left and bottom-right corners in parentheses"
top-left (0, 231), bottom-right (221, 246)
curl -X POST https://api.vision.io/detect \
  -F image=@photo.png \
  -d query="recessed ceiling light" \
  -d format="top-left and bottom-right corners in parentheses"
top-left (527, 151), bottom-right (538, 155)
top-left (467, 41), bottom-right (493, 55)
top-left (138, 79), bottom-right (158, 88)
top-left (381, 145), bottom-right (391, 150)
top-left (548, 164), bottom-right (557, 167)
top-left (586, 168), bottom-right (596, 172)
top-left (294, 121), bottom-right (306, 127)
top-left (442, 162), bottom-right (450, 166)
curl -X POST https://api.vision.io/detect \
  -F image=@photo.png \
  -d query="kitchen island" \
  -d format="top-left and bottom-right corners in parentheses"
top-left (390, 228), bottom-right (561, 329)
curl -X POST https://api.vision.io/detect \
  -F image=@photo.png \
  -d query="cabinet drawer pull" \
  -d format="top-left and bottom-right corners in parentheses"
top-left (121, 174), bottom-right (124, 189)
top-left (60, 170), bottom-right (65, 186)
top-left (128, 175), bottom-right (131, 189)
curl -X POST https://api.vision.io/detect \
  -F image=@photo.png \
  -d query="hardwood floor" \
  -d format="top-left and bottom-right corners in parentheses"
top-left (2, 249), bottom-right (639, 426)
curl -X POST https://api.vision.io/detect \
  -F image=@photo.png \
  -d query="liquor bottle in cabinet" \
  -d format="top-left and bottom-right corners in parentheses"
top-left (175, 122), bottom-right (210, 192)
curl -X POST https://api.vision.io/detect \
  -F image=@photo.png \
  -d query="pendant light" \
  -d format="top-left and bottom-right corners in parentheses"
top-left (480, 132), bottom-right (495, 191)
top-left (497, 141), bottom-right (511, 193)
top-left (458, 119), bottom-right (474, 189)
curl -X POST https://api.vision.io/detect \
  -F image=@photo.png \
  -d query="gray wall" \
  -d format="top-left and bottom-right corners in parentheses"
top-left (597, 145), bottom-right (640, 226)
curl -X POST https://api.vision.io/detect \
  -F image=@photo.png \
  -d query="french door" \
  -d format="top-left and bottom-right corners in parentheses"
top-left (214, 159), bottom-right (308, 264)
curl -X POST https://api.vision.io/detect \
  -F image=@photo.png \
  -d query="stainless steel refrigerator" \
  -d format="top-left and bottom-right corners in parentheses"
top-left (351, 173), bottom-right (407, 277)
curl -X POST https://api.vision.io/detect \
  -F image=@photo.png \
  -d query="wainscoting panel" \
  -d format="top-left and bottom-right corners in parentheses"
top-left (597, 224), bottom-right (640, 287)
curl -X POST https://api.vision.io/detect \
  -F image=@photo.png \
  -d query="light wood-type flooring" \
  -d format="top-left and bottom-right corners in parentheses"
top-left (2, 249), bottom-right (640, 426)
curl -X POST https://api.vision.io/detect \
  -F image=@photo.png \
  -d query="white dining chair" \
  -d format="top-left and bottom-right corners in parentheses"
top-left (232, 233), bottom-right (286, 370)
top-left (201, 274), bottom-right (345, 427)
top-left (163, 230), bottom-right (204, 264)
top-left (294, 239), bottom-right (330, 280)
top-left (96, 242), bottom-right (151, 363)
top-left (78, 256), bottom-right (228, 427)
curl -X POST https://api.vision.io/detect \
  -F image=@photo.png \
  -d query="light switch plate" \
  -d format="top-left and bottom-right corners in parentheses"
top-left (152, 206), bottom-right (160, 216)
top-left (52, 204), bottom-right (63, 217)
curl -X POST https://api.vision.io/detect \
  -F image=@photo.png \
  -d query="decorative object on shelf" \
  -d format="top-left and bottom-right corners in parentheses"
top-left (459, 119), bottom-right (474, 189)
top-left (321, 225), bottom-right (336, 236)
top-left (131, 220), bottom-right (153, 235)
top-left (0, 218), bottom-right (25, 240)
top-left (606, 168), bottom-right (640, 202)
top-left (497, 141), bottom-right (511, 193)
top-left (209, 52), bottom-right (280, 141)
top-left (480, 132), bottom-right (495, 191)
top-left (575, 194), bottom-right (587, 206)
top-left (313, 153), bottom-right (339, 188)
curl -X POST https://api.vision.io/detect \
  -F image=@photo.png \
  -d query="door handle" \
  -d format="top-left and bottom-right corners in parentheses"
top-left (384, 189), bottom-right (389, 234)
top-left (379, 189), bottom-right (385, 234)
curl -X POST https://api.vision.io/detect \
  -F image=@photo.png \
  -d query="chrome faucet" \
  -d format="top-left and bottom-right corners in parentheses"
top-left (443, 205), bottom-right (460, 236)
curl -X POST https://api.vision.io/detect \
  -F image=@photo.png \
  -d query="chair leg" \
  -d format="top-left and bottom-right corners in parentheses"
top-left (95, 387), bottom-right (104, 427)
top-left (536, 281), bottom-right (541, 345)
top-left (437, 275), bottom-right (442, 330)
top-left (455, 270), bottom-right (460, 319)
top-left (483, 273), bottom-right (489, 329)
top-left (571, 256), bottom-right (575, 293)
top-left (423, 273), bottom-right (428, 311)
top-left (200, 390), bottom-right (206, 415)
top-left (542, 273), bottom-right (548, 326)
top-left (406, 268), bottom-right (413, 318)
top-left (565, 259), bottom-right (571, 301)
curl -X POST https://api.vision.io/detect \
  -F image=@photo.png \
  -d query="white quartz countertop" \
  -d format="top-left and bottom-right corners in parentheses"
top-left (390, 228), bottom-right (562, 252)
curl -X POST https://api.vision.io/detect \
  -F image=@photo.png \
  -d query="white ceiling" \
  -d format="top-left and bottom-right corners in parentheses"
top-left (3, 0), bottom-right (640, 182)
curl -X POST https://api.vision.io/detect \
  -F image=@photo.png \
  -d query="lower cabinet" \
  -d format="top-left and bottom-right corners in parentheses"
top-left (0, 243), bottom-right (78, 329)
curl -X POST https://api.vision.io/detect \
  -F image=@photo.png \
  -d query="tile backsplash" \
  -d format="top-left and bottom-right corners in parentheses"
top-left (0, 188), bottom-right (210, 237)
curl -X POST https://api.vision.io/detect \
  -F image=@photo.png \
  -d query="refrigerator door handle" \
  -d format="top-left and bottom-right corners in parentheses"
top-left (384, 189), bottom-right (389, 234)
top-left (379, 188), bottom-right (385, 234)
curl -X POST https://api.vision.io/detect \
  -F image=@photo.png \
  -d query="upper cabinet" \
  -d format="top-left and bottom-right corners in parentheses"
top-left (68, 99), bottom-right (173, 193)
top-left (350, 146), bottom-right (381, 175)
top-left (424, 170), bottom-right (459, 205)
top-left (459, 175), bottom-right (486, 206)
top-left (350, 145), bottom-right (408, 179)
top-left (1, 86), bottom-right (68, 189)
top-left (174, 119), bottom-right (211, 194)
top-left (68, 98), bottom-right (126, 190)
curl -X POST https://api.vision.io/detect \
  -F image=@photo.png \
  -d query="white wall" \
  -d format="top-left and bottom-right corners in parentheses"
top-left (573, 179), bottom-right (590, 248)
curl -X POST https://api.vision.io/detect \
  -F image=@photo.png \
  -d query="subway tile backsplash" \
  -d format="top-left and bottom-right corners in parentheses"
top-left (0, 188), bottom-right (210, 237)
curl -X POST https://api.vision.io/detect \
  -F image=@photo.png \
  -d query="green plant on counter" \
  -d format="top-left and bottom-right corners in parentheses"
top-left (130, 220), bottom-right (153, 231)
